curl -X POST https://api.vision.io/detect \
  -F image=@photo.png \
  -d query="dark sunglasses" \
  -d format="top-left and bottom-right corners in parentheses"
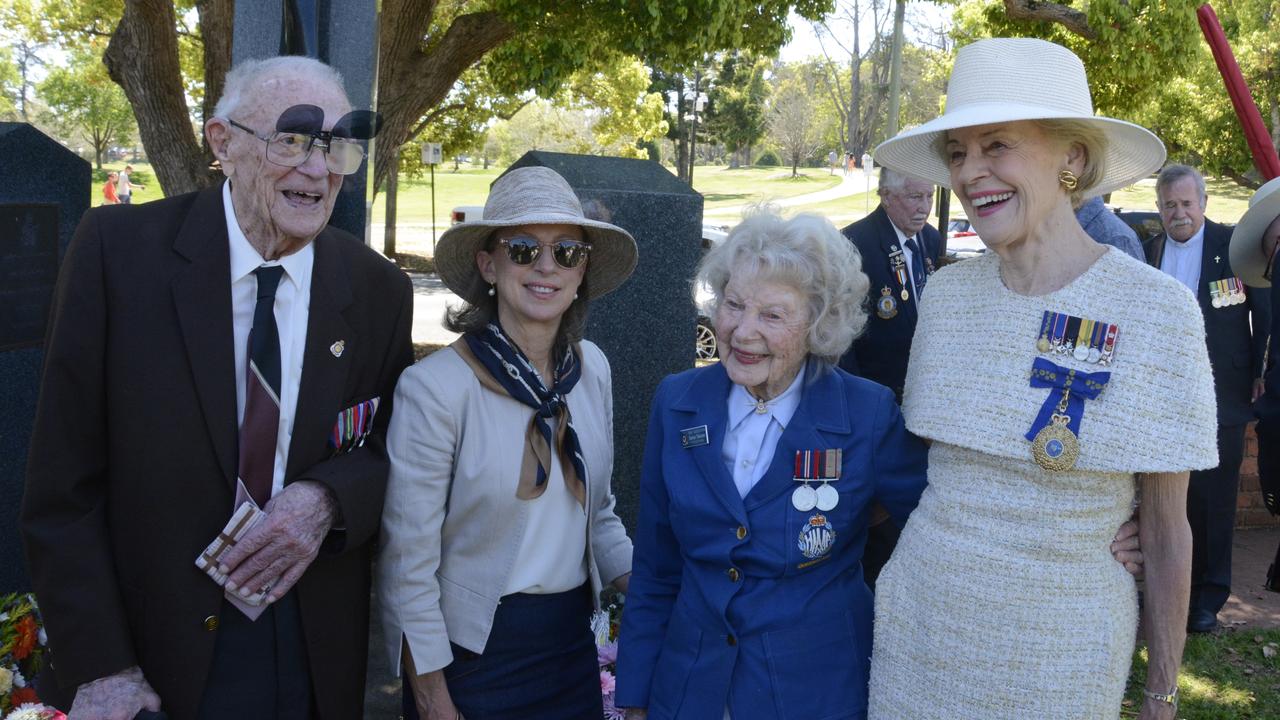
top-left (497, 235), bottom-right (591, 269)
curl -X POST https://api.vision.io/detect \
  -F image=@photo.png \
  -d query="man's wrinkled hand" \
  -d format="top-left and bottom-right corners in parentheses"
top-left (1111, 518), bottom-right (1143, 577)
top-left (70, 666), bottom-right (161, 720)
top-left (219, 481), bottom-right (336, 604)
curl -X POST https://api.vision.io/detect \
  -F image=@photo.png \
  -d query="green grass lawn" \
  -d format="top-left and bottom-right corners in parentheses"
top-left (694, 166), bottom-right (842, 214)
top-left (1124, 629), bottom-right (1280, 718)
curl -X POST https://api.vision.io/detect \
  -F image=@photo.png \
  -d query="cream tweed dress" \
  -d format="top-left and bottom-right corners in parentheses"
top-left (868, 248), bottom-right (1218, 718)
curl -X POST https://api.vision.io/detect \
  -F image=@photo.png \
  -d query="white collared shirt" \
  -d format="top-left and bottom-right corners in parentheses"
top-left (722, 367), bottom-right (806, 498)
top-left (225, 180), bottom-right (314, 498)
top-left (890, 223), bottom-right (923, 298)
top-left (1159, 223), bottom-right (1205, 295)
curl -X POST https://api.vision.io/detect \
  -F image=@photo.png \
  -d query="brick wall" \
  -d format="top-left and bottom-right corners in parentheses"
top-left (1237, 421), bottom-right (1279, 528)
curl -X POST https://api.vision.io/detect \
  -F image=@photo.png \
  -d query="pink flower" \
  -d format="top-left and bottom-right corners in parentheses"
top-left (599, 669), bottom-right (616, 695)
top-left (602, 693), bottom-right (626, 720)
top-left (596, 640), bottom-right (618, 667)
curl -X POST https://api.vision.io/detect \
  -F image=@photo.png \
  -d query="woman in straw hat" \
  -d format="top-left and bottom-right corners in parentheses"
top-left (867, 38), bottom-right (1216, 719)
top-left (615, 208), bottom-right (929, 719)
top-left (378, 166), bottom-right (637, 719)
top-left (1229, 177), bottom-right (1280, 592)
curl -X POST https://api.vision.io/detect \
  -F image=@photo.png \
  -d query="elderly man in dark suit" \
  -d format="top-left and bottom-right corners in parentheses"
top-left (21, 56), bottom-right (413, 718)
top-left (1144, 164), bottom-right (1271, 633)
top-left (836, 166), bottom-right (940, 588)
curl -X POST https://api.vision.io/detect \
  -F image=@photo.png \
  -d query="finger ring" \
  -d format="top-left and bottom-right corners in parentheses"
top-left (259, 582), bottom-right (273, 595)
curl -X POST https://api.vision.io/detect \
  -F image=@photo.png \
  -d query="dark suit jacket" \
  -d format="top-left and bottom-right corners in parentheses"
top-left (837, 205), bottom-right (942, 401)
top-left (1143, 220), bottom-right (1271, 426)
top-left (21, 184), bottom-right (414, 719)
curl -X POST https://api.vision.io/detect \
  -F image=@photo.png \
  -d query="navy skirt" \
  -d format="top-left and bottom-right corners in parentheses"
top-left (403, 584), bottom-right (603, 720)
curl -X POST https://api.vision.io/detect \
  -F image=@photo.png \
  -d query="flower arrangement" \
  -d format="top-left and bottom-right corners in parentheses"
top-left (0, 593), bottom-right (61, 719)
top-left (591, 588), bottom-right (625, 720)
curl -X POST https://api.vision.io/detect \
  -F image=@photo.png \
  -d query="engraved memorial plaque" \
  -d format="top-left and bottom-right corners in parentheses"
top-left (0, 204), bottom-right (59, 350)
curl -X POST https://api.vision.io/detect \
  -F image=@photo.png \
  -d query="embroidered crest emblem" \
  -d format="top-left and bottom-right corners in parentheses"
top-left (797, 513), bottom-right (836, 560)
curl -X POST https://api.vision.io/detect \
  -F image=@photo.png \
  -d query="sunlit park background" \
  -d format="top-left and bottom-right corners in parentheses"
top-left (4, 0), bottom-right (1280, 715)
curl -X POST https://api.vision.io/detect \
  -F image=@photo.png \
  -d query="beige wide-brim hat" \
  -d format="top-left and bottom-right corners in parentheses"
top-left (874, 38), bottom-right (1166, 197)
top-left (1229, 175), bottom-right (1280, 288)
top-left (435, 166), bottom-right (639, 304)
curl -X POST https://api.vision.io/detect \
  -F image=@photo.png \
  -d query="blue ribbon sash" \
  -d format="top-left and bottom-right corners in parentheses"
top-left (1024, 357), bottom-right (1110, 442)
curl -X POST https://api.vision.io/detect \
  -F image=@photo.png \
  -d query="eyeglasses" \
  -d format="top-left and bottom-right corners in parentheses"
top-left (1265, 241), bottom-right (1279, 283)
top-left (498, 235), bottom-right (591, 269)
top-left (227, 118), bottom-right (368, 175)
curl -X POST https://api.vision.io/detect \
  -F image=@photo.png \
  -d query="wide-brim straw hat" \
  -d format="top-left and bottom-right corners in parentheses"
top-left (1229, 175), bottom-right (1280, 288)
top-left (874, 38), bottom-right (1166, 197)
top-left (435, 166), bottom-right (639, 304)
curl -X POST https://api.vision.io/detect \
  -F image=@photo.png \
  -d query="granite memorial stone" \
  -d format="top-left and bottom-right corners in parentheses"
top-left (0, 123), bottom-right (91, 592)
top-left (507, 151), bottom-right (703, 529)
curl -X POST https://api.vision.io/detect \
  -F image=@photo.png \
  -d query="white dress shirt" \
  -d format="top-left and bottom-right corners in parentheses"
top-left (891, 223), bottom-right (924, 298)
top-left (225, 180), bottom-right (314, 498)
top-left (1159, 224), bottom-right (1205, 295)
top-left (722, 367), bottom-right (805, 498)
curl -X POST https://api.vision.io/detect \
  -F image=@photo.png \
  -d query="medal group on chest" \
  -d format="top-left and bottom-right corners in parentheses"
top-left (1026, 310), bottom-right (1119, 473)
top-left (1035, 310), bottom-right (1118, 365)
top-left (1208, 277), bottom-right (1247, 308)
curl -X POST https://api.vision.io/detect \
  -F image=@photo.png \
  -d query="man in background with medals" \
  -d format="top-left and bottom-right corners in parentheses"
top-left (837, 166), bottom-right (941, 589)
top-left (1144, 163), bottom-right (1272, 632)
top-left (1227, 175), bottom-right (1280, 593)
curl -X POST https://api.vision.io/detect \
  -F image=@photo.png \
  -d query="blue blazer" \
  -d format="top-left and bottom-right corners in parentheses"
top-left (615, 362), bottom-right (928, 719)
top-left (837, 206), bottom-right (942, 402)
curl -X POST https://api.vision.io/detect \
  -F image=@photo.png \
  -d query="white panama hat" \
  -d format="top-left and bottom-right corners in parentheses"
top-left (1229, 175), bottom-right (1280, 288)
top-left (434, 166), bottom-right (639, 304)
top-left (874, 38), bottom-right (1166, 197)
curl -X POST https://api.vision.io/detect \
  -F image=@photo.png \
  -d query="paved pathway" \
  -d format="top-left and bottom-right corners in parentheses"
top-left (705, 168), bottom-right (878, 218)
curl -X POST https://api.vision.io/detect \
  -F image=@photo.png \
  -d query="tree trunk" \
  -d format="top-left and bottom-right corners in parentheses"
top-left (105, 0), bottom-right (216, 196)
top-left (374, 3), bottom-right (515, 196)
top-left (384, 150), bottom-right (399, 257)
top-left (196, 0), bottom-right (233, 142)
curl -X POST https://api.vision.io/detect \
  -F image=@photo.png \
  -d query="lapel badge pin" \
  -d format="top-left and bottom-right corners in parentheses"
top-left (680, 424), bottom-right (709, 449)
top-left (330, 340), bottom-right (345, 358)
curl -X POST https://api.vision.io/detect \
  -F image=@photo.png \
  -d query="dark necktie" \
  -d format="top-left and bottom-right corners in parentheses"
top-left (239, 265), bottom-right (286, 508)
top-left (905, 235), bottom-right (927, 298)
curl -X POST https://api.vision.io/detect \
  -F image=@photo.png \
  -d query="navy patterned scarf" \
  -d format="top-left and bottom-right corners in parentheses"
top-left (455, 322), bottom-right (587, 506)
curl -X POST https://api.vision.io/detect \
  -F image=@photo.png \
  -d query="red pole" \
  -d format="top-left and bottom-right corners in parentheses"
top-left (1197, 4), bottom-right (1280, 181)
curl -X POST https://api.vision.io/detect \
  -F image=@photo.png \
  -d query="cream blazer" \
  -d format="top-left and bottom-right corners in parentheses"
top-left (378, 339), bottom-right (633, 675)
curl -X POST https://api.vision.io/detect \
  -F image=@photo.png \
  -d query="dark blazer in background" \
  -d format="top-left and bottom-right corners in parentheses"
top-left (1143, 220), bottom-right (1271, 425)
top-left (21, 185), bottom-right (414, 719)
top-left (837, 205), bottom-right (942, 402)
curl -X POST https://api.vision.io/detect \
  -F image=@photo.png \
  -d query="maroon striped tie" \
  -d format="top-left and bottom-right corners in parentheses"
top-left (239, 266), bottom-right (285, 508)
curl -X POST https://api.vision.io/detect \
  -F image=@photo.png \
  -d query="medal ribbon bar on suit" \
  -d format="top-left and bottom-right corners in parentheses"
top-left (1036, 310), bottom-right (1118, 365)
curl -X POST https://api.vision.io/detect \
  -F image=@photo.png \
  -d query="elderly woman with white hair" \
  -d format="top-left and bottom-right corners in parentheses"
top-left (614, 209), bottom-right (929, 718)
top-left (867, 38), bottom-right (1216, 719)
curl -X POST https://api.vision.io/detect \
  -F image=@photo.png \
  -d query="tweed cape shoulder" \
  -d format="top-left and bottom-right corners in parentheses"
top-left (901, 248), bottom-right (1218, 474)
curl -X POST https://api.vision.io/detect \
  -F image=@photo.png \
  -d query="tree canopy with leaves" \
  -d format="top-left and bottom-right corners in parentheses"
top-left (33, 0), bottom-right (832, 197)
top-left (38, 49), bottom-right (136, 168)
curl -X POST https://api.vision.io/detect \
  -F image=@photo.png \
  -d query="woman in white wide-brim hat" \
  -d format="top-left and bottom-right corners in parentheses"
top-left (867, 38), bottom-right (1217, 720)
top-left (379, 166), bottom-right (637, 719)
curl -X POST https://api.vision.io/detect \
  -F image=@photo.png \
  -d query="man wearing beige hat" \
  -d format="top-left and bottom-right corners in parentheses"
top-left (1229, 175), bottom-right (1280, 592)
top-left (1144, 163), bottom-right (1271, 632)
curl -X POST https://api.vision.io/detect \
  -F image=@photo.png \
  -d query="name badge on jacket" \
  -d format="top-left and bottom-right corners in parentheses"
top-left (329, 397), bottom-right (380, 456)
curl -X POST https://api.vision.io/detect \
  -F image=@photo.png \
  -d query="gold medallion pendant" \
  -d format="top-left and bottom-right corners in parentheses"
top-left (1031, 417), bottom-right (1079, 472)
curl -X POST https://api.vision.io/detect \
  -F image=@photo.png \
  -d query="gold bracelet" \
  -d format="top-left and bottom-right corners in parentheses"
top-left (1143, 685), bottom-right (1178, 709)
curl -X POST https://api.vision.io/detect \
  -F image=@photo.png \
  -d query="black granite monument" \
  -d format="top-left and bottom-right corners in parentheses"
top-left (0, 123), bottom-right (91, 592)
top-left (507, 151), bottom-right (703, 529)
